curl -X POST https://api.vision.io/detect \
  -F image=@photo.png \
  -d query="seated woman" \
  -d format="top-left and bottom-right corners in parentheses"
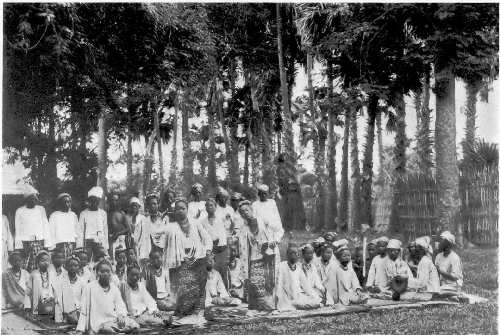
top-left (435, 231), bottom-right (464, 299)
top-left (412, 236), bottom-right (440, 293)
top-left (205, 254), bottom-right (241, 307)
top-left (317, 244), bottom-right (335, 285)
top-left (75, 249), bottom-right (95, 284)
top-left (111, 247), bottom-right (128, 287)
top-left (311, 237), bottom-right (325, 267)
top-left (27, 250), bottom-right (56, 317)
top-left (55, 256), bottom-right (85, 324)
top-left (365, 237), bottom-right (390, 293)
top-left (2, 251), bottom-right (30, 310)
top-left (405, 241), bottom-right (419, 277)
top-left (325, 246), bottom-right (368, 306)
top-left (120, 264), bottom-right (165, 327)
top-left (227, 256), bottom-right (244, 300)
top-left (76, 260), bottom-right (138, 334)
top-left (275, 244), bottom-right (321, 311)
top-left (142, 250), bottom-right (176, 311)
top-left (300, 244), bottom-right (326, 304)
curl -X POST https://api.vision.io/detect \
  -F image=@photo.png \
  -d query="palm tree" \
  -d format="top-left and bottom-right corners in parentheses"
top-left (415, 68), bottom-right (433, 175)
top-left (338, 105), bottom-right (350, 231)
top-left (350, 108), bottom-right (361, 230)
top-left (182, 91), bottom-right (194, 190)
top-left (462, 80), bottom-right (481, 163)
top-left (169, 93), bottom-right (180, 187)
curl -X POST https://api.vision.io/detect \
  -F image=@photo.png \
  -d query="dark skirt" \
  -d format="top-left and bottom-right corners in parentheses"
top-left (169, 257), bottom-right (207, 316)
top-left (247, 256), bottom-right (275, 311)
top-left (22, 240), bottom-right (44, 272)
top-left (55, 242), bottom-right (75, 260)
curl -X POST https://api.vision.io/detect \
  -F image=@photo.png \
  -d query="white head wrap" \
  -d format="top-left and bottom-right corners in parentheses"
top-left (23, 185), bottom-right (39, 199)
top-left (57, 193), bottom-right (71, 201)
top-left (332, 239), bottom-right (348, 249)
top-left (387, 239), bottom-right (402, 249)
top-left (415, 236), bottom-right (433, 255)
top-left (129, 197), bottom-right (142, 207)
top-left (440, 231), bottom-right (455, 245)
top-left (257, 184), bottom-right (269, 192)
top-left (88, 186), bottom-right (104, 199)
top-left (377, 236), bottom-right (389, 244)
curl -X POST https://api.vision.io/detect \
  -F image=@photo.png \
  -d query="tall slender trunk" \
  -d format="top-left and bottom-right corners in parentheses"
top-left (350, 110), bottom-right (361, 230)
top-left (434, 63), bottom-right (461, 244)
top-left (338, 107), bottom-right (350, 231)
top-left (325, 60), bottom-right (338, 230)
top-left (182, 92), bottom-right (194, 190)
top-left (207, 87), bottom-right (217, 189)
top-left (463, 80), bottom-right (480, 162)
top-left (376, 113), bottom-right (384, 185)
top-left (308, 52), bottom-right (325, 230)
top-left (244, 141), bottom-right (250, 186)
top-left (216, 78), bottom-right (233, 185)
top-left (390, 91), bottom-right (407, 233)
top-left (153, 100), bottom-right (164, 193)
top-left (170, 94), bottom-right (179, 188)
top-left (360, 94), bottom-right (378, 227)
top-left (127, 129), bottom-right (133, 188)
top-left (143, 102), bottom-right (156, 197)
top-left (97, 104), bottom-right (108, 198)
top-left (417, 69), bottom-right (433, 175)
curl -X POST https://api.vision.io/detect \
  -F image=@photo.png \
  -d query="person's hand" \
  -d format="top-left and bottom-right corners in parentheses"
top-left (117, 315), bottom-right (126, 328)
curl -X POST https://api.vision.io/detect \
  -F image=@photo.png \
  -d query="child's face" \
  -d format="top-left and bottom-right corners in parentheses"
top-left (67, 260), bottom-right (80, 275)
top-left (38, 255), bottom-right (50, 271)
top-left (116, 252), bottom-right (127, 265)
top-left (322, 248), bottom-right (333, 262)
top-left (287, 247), bottom-right (299, 264)
top-left (206, 256), bottom-right (215, 271)
top-left (127, 268), bottom-right (140, 286)
top-left (127, 250), bottom-right (137, 263)
top-left (10, 254), bottom-right (23, 269)
top-left (339, 250), bottom-right (351, 264)
top-left (79, 253), bottom-right (88, 266)
top-left (229, 259), bottom-right (236, 269)
top-left (302, 248), bottom-right (314, 263)
top-left (150, 252), bottom-right (162, 269)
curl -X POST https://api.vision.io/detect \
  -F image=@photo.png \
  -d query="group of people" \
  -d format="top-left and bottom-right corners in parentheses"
top-left (2, 181), bottom-right (465, 333)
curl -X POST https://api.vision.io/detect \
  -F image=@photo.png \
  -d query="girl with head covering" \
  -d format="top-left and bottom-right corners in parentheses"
top-left (74, 249), bottom-right (95, 284)
top-left (76, 260), bottom-right (139, 334)
top-left (411, 236), bottom-right (440, 293)
top-left (127, 197), bottom-right (151, 268)
top-left (49, 193), bottom-right (78, 260)
top-left (27, 250), bottom-right (56, 316)
top-left (300, 244), bottom-right (326, 304)
top-left (2, 251), bottom-right (30, 310)
top-left (78, 186), bottom-right (108, 263)
top-left (200, 198), bottom-right (229, 288)
top-left (237, 200), bottom-right (278, 310)
top-left (187, 183), bottom-right (206, 220)
top-left (111, 246), bottom-right (128, 286)
top-left (275, 244), bottom-right (321, 311)
top-left (163, 198), bottom-right (213, 316)
top-left (15, 188), bottom-right (51, 271)
top-left (435, 231), bottom-right (463, 293)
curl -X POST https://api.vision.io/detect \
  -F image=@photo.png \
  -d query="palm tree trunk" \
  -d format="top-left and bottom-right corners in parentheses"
top-left (338, 107), bottom-right (351, 231)
top-left (325, 59), bottom-right (338, 230)
top-left (435, 63), bottom-right (461, 244)
top-left (360, 94), bottom-right (378, 227)
top-left (417, 69), bottom-right (433, 175)
top-left (127, 128), bottom-right (133, 189)
top-left (207, 87), bottom-right (217, 189)
top-left (97, 104), bottom-right (108, 197)
top-left (350, 109), bottom-right (361, 230)
top-left (182, 93), bottom-right (194, 189)
top-left (376, 113), bottom-right (384, 185)
top-left (153, 100), bottom-right (164, 193)
top-left (463, 80), bottom-right (480, 162)
top-left (216, 78), bottom-right (233, 185)
top-left (170, 94), bottom-right (179, 188)
top-left (244, 141), bottom-right (250, 186)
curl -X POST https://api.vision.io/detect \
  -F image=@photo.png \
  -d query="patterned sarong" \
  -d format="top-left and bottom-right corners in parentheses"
top-left (22, 240), bottom-right (44, 272)
top-left (169, 257), bottom-right (207, 316)
top-left (247, 256), bottom-right (275, 311)
top-left (55, 242), bottom-right (75, 261)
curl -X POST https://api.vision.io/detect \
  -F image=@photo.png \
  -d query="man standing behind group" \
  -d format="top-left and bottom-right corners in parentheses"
top-left (108, 193), bottom-right (131, 260)
top-left (77, 187), bottom-right (108, 262)
top-left (49, 193), bottom-right (78, 260)
top-left (252, 184), bottom-right (284, 251)
top-left (15, 187), bottom-right (51, 272)
top-left (146, 194), bottom-right (168, 254)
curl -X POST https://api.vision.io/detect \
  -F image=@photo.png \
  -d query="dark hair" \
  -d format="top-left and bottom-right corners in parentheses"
top-left (174, 198), bottom-right (189, 207)
top-left (149, 249), bottom-right (162, 260)
top-left (8, 252), bottom-right (23, 265)
top-left (65, 256), bottom-right (80, 268)
top-left (95, 259), bottom-right (112, 272)
top-left (127, 262), bottom-right (141, 275)
top-left (36, 251), bottom-right (50, 263)
top-left (51, 248), bottom-right (65, 260)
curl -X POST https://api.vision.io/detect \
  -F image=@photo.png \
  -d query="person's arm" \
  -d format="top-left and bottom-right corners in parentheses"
top-left (365, 259), bottom-right (376, 288)
top-left (76, 212), bottom-right (85, 249)
top-left (141, 283), bottom-right (158, 312)
top-left (76, 283), bottom-right (90, 333)
top-left (197, 222), bottom-right (213, 254)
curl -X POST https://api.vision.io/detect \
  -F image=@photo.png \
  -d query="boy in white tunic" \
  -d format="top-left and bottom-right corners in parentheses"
top-left (205, 255), bottom-right (241, 307)
top-left (252, 184), bottom-right (284, 244)
top-left (50, 193), bottom-right (78, 259)
top-left (300, 244), bottom-right (326, 303)
top-left (435, 231), bottom-right (463, 294)
top-left (78, 187), bottom-right (108, 262)
top-left (366, 236), bottom-right (390, 292)
top-left (413, 236), bottom-right (440, 293)
top-left (275, 244), bottom-right (322, 311)
top-left (383, 239), bottom-right (414, 300)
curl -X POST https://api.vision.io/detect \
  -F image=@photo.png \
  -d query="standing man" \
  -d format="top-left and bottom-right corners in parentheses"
top-left (187, 183), bottom-right (206, 221)
top-left (15, 187), bottom-right (51, 271)
top-left (77, 186), bottom-right (108, 262)
top-left (215, 187), bottom-right (233, 237)
top-left (108, 193), bottom-right (130, 260)
top-left (49, 193), bottom-right (78, 260)
top-left (252, 184), bottom-right (284, 249)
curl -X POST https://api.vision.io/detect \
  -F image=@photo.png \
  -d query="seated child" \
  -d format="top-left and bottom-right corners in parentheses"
top-left (75, 249), bottom-right (95, 284)
top-left (76, 260), bottom-right (138, 334)
top-left (275, 244), bottom-right (322, 311)
top-left (120, 264), bottom-right (165, 327)
top-left (228, 256), bottom-right (244, 300)
top-left (28, 250), bottom-right (56, 317)
top-left (300, 244), bottom-right (326, 304)
top-left (111, 247), bottom-right (128, 287)
top-left (141, 250), bottom-right (176, 311)
top-left (205, 255), bottom-right (241, 307)
top-left (55, 256), bottom-right (84, 324)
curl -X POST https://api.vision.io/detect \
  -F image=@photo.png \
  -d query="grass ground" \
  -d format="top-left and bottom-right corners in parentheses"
top-left (196, 247), bottom-right (498, 335)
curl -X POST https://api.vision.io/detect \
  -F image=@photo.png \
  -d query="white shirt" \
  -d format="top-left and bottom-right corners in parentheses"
top-left (49, 211), bottom-right (79, 246)
top-left (215, 205), bottom-right (234, 236)
top-left (14, 205), bottom-right (50, 248)
top-left (200, 215), bottom-right (227, 247)
top-left (187, 201), bottom-right (206, 220)
top-left (129, 282), bottom-right (158, 316)
top-left (148, 214), bottom-right (168, 248)
top-left (435, 251), bottom-right (463, 289)
top-left (78, 209), bottom-right (108, 249)
top-left (252, 200), bottom-right (284, 242)
top-left (155, 269), bottom-right (170, 300)
top-left (366, 255), bottom-right (389, 288)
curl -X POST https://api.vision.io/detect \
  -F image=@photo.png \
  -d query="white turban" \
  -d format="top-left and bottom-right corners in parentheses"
top-left (332, 239), bottom-right (348, 249)
top-left (257, 184), bottom-right (269, 192)
top-left (88, 186), bottom-right (104, 199)
top-left (387, 239), bottom-right (402, 249)
top-left (216, 187), bottom-right (229, 197)
top-left (129, 197), bottom-right (142, 207)
top-left (440, 231), bottom-right (455, 245)
top-left (23, 185), bottom-right (39, 199)
top-left (313, 237), bottom-right (326, 244)
top-left (377, 236), bottom-right (389, 244)
top-left (415, 236), bottom-right (433, 255)
top-left (57, 193), bottom-right (71, 201)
